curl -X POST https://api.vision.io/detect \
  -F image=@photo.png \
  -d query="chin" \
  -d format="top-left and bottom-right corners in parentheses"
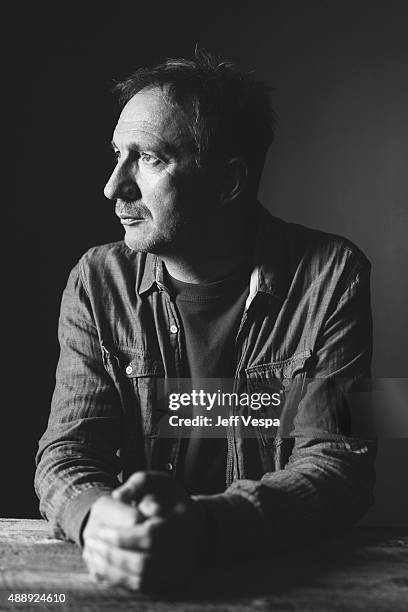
top-left (123, 229), bottom-right (170, 255)
top-left (123, 225), bottom-right (151, 252)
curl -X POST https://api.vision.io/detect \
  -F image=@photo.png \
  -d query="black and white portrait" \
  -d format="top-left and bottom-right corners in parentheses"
top-left (3, 2), bottom-right (407, 609)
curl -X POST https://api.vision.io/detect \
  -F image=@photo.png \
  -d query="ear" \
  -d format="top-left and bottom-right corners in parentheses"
top-left (220, 157), bottom-right (248, 204)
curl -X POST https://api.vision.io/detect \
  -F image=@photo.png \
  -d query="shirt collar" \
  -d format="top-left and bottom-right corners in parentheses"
top-left (139, 253), bottom-right (160, 295)
top-left (252, 202), bottom-right (291, 302)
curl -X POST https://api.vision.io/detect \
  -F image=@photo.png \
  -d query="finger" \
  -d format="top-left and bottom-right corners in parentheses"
top-left (82, 547), bottom-right (107, 583)
top-left (96, 517), bottom-right (163, 551)
top-left (113, 471), bottom-right (182, 505)
top-left (112, 472), bottom-right (149, 503)
top-left (90, 495), bottom-right (140, 528)
top-left (85, 547), bottom-right (142, 591)
top-left (85, 537), bottom-right (149, 576)
top-left (139, 494), bottom-right (165, 517)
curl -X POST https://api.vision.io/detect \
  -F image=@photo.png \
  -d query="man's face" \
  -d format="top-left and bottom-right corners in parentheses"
top-left (104, 86), bottom-right (219, 255)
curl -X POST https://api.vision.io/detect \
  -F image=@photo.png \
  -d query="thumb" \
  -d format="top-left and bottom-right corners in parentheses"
top-left (138, 494), bottom-right (164, 517)
top-left (112, 471), bottom-right (177, 505)
top-left (112, 472), bottom-right (147, 504)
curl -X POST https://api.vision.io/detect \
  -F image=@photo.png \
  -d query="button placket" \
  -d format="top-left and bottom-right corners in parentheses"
top-left (159, 292), bottom-right (184, 476)
top-left (164, 294), bottom-right (183, 372)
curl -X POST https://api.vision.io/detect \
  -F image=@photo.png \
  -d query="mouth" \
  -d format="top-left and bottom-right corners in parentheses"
top-left (118, 216), bottom-right (146, 226)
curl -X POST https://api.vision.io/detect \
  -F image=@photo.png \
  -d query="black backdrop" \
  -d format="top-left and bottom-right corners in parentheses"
top-left (5, 1), bottom-right (408, 522)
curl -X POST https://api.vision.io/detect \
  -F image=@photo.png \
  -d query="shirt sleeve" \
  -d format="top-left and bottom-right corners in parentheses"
top-left (35, 261), bottom-right (122, 546)
top-left (193, 257), bottom-right (377, 557)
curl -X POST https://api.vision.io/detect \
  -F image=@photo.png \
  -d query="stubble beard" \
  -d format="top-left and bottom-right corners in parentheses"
top-left (123, 216), bottom-right (187, 256)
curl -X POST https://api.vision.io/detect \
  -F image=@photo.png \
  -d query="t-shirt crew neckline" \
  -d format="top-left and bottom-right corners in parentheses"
top-left (163, 261), bottom-right (252, 302)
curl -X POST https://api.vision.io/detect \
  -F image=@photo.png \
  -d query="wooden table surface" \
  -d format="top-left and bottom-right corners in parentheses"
top-left (0, 519), bottom-right (407, 611)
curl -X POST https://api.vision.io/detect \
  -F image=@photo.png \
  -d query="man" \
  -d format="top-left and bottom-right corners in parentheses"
top-left (35, 49), bottom-right (375, 592)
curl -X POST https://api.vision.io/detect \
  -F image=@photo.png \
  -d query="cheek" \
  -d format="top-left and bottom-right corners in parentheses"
top-left (143, 175), bottom-right (182, 216)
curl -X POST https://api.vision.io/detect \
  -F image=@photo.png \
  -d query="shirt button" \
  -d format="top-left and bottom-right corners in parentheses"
top-left (125, 365), bottom-right (133, 375)
top-left (165, 462), bottom-right (173, 471)
top-left (170, 325), bottom-right (178, 334)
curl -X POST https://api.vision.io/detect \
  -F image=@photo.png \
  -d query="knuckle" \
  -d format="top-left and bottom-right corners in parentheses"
top-left (94, 494), bottom-right (111, 511)
top-left (126, 575), bottom-right (141, 591)
top-left (92, 553), bottom-right (108, 576)
top-left (129, 471), bottom-right (146, 486)
top-left (128, 551), bottom-right (144, 573)
top-left (144, 534), bottom-right (153, 550)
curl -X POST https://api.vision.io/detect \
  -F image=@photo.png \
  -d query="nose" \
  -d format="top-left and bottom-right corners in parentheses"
top-left (104, 161), bottom-right (141, 202)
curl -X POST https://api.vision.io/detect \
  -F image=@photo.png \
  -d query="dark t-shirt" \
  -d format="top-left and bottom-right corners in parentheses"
top-left (165, 264), bottom-right (250, 494)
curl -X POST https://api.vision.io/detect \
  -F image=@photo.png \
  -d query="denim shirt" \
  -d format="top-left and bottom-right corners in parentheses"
top-left (35, 204), bottom-right (376, 550)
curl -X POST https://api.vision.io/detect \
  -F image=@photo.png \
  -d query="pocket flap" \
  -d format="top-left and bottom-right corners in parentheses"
top-left (124, 356), bottom-right (164, 378)
top-left (245, 350), bottom-right (312, 380)
top-left (101, 342), bottom-right (164, 378)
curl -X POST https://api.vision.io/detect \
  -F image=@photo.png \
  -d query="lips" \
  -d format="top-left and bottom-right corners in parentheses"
top-left (115, 202), bottom-right (149, 224)
top-left (118, 216), bottom-right (145, 226)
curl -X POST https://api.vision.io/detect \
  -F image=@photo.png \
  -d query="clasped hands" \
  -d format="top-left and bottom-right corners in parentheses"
top-left (82, 472), bottom-right (207, 592)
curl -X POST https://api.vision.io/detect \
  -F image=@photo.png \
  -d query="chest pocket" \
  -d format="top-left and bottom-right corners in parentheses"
top-left (245, 350), bottom-right (311, 469)
top-left (101, 343), bottom-right (165, 438)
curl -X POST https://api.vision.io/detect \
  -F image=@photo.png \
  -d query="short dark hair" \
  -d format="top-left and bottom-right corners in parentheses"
top-left (113, 48), bottom-right (276, 191)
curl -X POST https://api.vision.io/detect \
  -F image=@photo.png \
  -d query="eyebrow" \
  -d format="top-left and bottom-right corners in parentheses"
top-left (111, 132), bottom-right (190, 160)
top-left (112, 138), bottom-right (175, 158)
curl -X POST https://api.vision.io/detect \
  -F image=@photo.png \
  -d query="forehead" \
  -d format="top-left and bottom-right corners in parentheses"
top-left (114, 87), bottom-right (191, 148)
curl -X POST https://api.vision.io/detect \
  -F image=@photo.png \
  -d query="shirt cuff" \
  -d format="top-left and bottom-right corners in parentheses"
top-left (58, 485), bottom-right (114, 547)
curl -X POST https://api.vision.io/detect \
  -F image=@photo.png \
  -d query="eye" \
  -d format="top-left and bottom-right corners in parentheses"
top-left (139, 152), bottom-right (161, 167)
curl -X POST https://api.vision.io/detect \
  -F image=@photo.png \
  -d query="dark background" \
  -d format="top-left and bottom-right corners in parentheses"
top-left (5, 1), bottom-right (408, 523)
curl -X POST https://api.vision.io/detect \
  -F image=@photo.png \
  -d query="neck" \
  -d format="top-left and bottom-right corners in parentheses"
top-left (161, 204), bottom-right (255, 284)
